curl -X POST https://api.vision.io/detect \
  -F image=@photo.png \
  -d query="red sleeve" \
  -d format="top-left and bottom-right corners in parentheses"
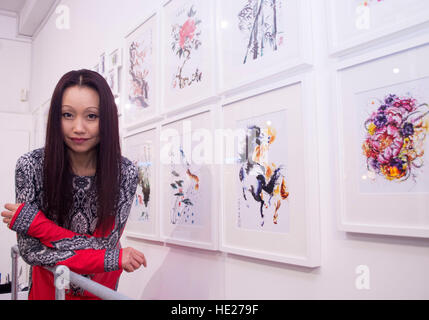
top-left (55, 248), bottom-right (121, 274)
top-left (9, 202), bottom-right (114, 249)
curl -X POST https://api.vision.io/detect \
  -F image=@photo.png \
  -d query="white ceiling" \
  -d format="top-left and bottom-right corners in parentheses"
top-left (0, 0), bottom-right (27, 13)
top-left (0, 0), bottom-right (57, 38)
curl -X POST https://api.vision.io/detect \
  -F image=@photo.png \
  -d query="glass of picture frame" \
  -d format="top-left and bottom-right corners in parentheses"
top-left (159, 105), bottom-right (218, 250)
top-left (335, 41), bottom-right (429, 238)
top-left (99, 52), bottom-right (106, 76)
top-left (109, 48), bottom-right (123, 69)
top-left (220, 74), bottom-right (321, 267)
top-left (216, 0), bottom-right (313, 95)
top-left (123, 124), bottom-right (160, 241)
top-left (326, 0), bottom-right (429, 55)
top-left (123, 12), bottom-right (160, 130)
top-left (161, 0), bottom-right (217, 114)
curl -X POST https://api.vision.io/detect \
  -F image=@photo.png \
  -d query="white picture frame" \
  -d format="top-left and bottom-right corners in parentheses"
top-left (216, 0), bottom-right (313, 96)
top-left (123, 123), bottom-right (161, 242)
top-left (220, 74), bottom-right (321, 267)
top-left (109, 48), bottom-right (123, 68)
top-left (326, 0), bottom-right (429, 55)
top-left (159, 105), bottom-right (218, 251)
top-left (160, 0), bottom-right (217, 115)
top-left (335, 41), bottom-right (429, 238)
top-left (123, 12), bottom-right (160, 130)
top-left (99, 52), bottom-right (106, 76)
top-left (108, 68), bottom-right (119, 97)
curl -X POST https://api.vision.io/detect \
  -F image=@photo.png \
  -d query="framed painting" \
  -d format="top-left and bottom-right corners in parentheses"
top-left (221, 75), bottom-right (321, 266)
top-left (108, 67), bottom-right (119, 97)
top-left (159, 106), bottom-right (218, 250)
top-left (99, 52), bottom-right (106, 76)
top-left (109, 48), bottom-right (123, 68)
top-left (327, 0), bottom-right (429, 55)
top-left (336, 42), bottom-right (429, 238)
top-left (161, 0), bottom-right (216, 114)
top-left (122, 124), bottom-right (160, 241)
top-left (123, 12), bottom-right (159, 130)
top-left (216, 0), bottom-right (313, 95)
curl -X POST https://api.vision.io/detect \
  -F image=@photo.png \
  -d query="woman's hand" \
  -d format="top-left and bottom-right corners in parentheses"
top-left (121, 247), bottom-right (147, 272)
top-left (1, 203), bottom-right (22, 228)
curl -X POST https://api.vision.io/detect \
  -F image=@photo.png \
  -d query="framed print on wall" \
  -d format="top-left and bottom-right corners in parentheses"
top-left (221, 75), bottom-right (321, 267)
top-left (336, 42), bottom-right (429, 238)
top-left (123, 125), bottom-right (160, 241)
top-left (161, 0), bottom-right (216, 114)
top-left (108, 67), bottom-right (119, 97)
top-left (99, 52), bottom-right (106, 76)
top-left (159, 106), bottom-right (218, 250)
top-left (123, 12), bottom-right (159, 130)
top-left (216, 0), bottom-right (313, 95)
top-left (327, 0), bottom-right (429, 55)
top-left (110, 48), bottom-right (123, 68)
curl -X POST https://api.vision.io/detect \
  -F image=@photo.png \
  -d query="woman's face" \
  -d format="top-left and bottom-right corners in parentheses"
top-left (62, 86), bottom-right (100, 154)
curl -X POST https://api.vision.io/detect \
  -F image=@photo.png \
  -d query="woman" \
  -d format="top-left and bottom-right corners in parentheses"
top-left (1, 69), bottom-right (146, 300)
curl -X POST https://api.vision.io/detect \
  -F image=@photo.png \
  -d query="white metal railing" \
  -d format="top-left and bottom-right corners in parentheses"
top-left (11, 245), bottom-right (133, 300)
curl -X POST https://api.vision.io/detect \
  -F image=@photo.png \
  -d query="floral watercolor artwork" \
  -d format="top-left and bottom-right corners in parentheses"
top-left (237, 110), bottom-right (290, 233)
top-left (128, 27), bottom-right (153, 109)
top-left (169, 2), bottom-right (203, 90)
top-left (168, 145), bottom-right (203, 226)
top-left (362, 94), bottom-right (429, 182)
top-left (238, 0), bottom-right (286, 64)
top-left (358, 77), bottom-right (429, 193)
top-left (130, 144), bottom-right (152, 222)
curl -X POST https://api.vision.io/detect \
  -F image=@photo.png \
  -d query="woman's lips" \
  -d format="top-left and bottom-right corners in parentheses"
top-left (71, 138), bottom-right (88, 144)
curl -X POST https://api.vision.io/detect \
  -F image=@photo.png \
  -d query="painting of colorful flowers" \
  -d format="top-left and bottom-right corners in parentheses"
top-left (237, 110), bottom-right (290, 233)
top-left (169, 1), bottom-right (203, 90)
top-left (360, 80), bottom-right (429, 188)
top-left (238, 0), bottom-right (286, 64)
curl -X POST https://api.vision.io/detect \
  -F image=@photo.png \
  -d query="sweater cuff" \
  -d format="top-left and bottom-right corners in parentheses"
top-left (9, 202), bottom-right (39, 234)
top-left (104, 249), bottom-right (121, 272)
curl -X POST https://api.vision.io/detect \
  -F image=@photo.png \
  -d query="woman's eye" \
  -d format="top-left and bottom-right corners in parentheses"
top-left (62, 112), bottom-right (72, 118)
top-left (88, 114), bottom-right (98, 120)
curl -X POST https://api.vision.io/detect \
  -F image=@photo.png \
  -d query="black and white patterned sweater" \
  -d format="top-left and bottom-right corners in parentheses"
top-left (11, 147), bottom-right (138, 299)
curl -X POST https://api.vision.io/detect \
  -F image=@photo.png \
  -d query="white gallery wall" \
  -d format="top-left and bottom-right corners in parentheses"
top-left (0, 12), bottom-right (32, 284)
top-left (4, 0), bottom-right (429, 299)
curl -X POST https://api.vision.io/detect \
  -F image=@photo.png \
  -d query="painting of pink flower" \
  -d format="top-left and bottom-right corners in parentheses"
top-left (179, 19), bottom-right (196, 49)
top-left (170, 4), bottom-right (203, 90)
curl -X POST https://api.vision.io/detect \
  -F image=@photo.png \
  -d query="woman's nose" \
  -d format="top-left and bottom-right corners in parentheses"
top-left (72, 117), bottom-right (86, 133)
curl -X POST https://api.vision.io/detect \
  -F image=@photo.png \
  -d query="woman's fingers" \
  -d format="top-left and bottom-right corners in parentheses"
top-left (1, 210), bottom-right (13, 219)
top-left (2, 203), bottom-right (22, 227)
top-left (132, 250), bottom-right (147, 267)
top-left (121, 247), bottom-right (147, 272)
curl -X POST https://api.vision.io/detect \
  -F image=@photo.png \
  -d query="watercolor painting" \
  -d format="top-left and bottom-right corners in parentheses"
top-left (128, 143), bottom-right (153, 222)
top-left (237, 0), bottom-right (286, 64)
top-left (128, 27), bottom-right (153, 109)
top-left (168, 144), bottom-right (204, 226)
top-left (169, 1), bottom-right (203, 90)
top-left (236, 110), bottom-right (290, 233)
top-left (108, 68), bottom-right (119, 96)
top-left (358, 77), bottom-right (429, 193)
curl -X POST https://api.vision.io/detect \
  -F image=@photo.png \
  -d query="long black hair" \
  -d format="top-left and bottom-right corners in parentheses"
top-left (43, 69), bottom-right (121, 235)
